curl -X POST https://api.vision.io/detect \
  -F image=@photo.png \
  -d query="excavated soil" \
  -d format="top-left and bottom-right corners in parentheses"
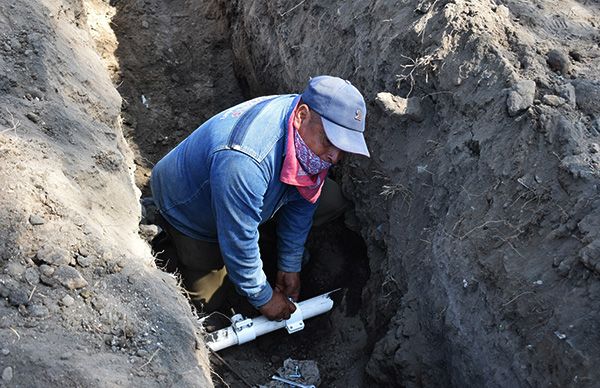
top-left (1, 0), bottom-right (600, 387)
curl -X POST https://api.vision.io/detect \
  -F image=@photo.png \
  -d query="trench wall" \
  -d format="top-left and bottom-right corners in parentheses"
top-left (0, 0), bottom-right (212, 385)
top-left (221, 0), bottom-right (600, 386)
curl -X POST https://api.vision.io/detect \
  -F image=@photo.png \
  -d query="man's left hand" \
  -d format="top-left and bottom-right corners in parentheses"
top-left (275, 271), bottom-right (301, 301)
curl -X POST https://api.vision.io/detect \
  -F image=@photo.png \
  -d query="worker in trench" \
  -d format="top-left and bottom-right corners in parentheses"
top-left (147, 76), bottom-right (370, 322)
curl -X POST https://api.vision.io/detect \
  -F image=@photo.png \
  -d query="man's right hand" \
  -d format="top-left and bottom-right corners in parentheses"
top-left (258, 288), bottom-right (297, 321)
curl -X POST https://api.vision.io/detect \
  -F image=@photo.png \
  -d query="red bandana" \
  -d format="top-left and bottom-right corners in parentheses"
top-left (280, 102), bottom-right (329, 204)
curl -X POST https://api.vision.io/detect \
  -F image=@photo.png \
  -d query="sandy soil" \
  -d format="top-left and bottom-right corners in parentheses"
top-left (0, 0), bottom-right (210, 386)
top-left (1, 0), bottom-right (600, 387)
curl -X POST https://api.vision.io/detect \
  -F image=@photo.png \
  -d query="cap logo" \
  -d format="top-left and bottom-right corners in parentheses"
top-left (354, 109), bottom-right (362, 122)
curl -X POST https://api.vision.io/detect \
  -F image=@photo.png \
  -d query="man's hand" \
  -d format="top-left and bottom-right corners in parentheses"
top-left (258, 288), bottom-right (297, 321)
top-left (275, 271), bottom-right (301, 301)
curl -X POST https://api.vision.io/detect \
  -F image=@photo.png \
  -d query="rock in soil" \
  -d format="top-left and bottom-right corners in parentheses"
top-left (556, 83), bottom-right (576, 107)
top-left (37, 246), bottom-right (71, 266)
top-left (507, 80), bottom-right (536, 116)
top-left (28, 303), bottom-right (49, 318)
top-left (39, 264), bottom-right (55, 276)
top-left (572, 80), bottom-right (600, 116)
top-left (8, 288), bottom-right (30, 306)
top-left (375, 92), bottom-right (424, 122)
top-left (542, 95), bottom-right (565, 107)
top-left (24, 267), bottom-right (40, 285)
top-left (60, 294), bottom-right (75, 307)
top-left (6, 261), bottom-right (26, 277)
top-left (2, 367), bottom-right (13, 382)
top-left (28, 214), bottom-right (45, 225)
top-left (52, 266), bottom-right (88, 290)
top-left (76, 254), bottom-right (96, 268)
top-left (546, 49), bottom-right (571, 74)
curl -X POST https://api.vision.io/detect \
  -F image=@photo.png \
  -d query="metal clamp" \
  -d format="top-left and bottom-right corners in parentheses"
top-left (285, 303), bottom-right (304, 334)
top-left (231, 314), bottom-right (256, 344)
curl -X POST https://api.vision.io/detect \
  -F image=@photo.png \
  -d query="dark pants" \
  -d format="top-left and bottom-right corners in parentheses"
top-left (153, 178), bottom-right (349, 313)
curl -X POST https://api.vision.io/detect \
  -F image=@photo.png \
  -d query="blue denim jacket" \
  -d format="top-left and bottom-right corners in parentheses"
top-left (150, 94), bottom-right (317, 308)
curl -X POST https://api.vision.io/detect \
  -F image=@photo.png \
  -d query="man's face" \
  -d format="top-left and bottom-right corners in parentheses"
top-left (295, 105), bottom-right (343, 164)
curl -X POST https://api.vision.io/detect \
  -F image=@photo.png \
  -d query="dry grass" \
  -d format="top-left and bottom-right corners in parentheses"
top-left (1, 109), bottom-right (21, 135)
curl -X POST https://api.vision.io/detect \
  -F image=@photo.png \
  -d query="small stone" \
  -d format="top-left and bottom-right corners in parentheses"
top-left (39, 264), bottom-right (55, 276)
top-left (507, 80), bottom-right (536, 116)
top-left (8, 288), bottom-right (29, 306)
top-left (28, 214), bottom-right (45, 225)
top-left (6, 262), bottom-right (26, 277)
top-left (37, 246), bottom-right (71, 266)
top-left (557, 261), bottom-right (571, 277)
top-left (78, 246), bottom-right (90, 257)
top-left (2, 366), bottom-right (13, 382)
top-left (136, 349), bottom-right (149, 357)
top-left (25, 112), bottom-right (40, 123)
top-left (141, 20), bottom-right (149, 28)
top-left (28, 304), bottom-right (49, 317)
top-left (375, 92), bottom-right (424, 122)
top-left (546, 50), bottom-right (571, 74)
top-left (79, 289), bottom-right (93, 299)
top-left (76, 254), bottom-right (95, 268)
top-left (10, 38), bottom-right (21, 50)
top-left (24, 267), bottom-right (40, 285)
top-left (542, 95), bottom-right (565, 107)
top-left (1, 349), bottom-right (9, 356)
top-left (60, 352), bottom-right (72, 360)
top-left (556, 83), bottom-right (576, 107)
top-left (60, 294), bottom-right (75, 307)
top-left (53, 266), bottom-right (88, 290)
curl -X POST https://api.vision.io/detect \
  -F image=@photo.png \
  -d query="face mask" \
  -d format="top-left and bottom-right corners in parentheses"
top-left (293, 129), bottom-right (331, 175)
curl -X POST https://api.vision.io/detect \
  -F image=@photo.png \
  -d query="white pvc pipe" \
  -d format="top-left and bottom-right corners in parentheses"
top-left (206, 292), bottom-right (335, 352)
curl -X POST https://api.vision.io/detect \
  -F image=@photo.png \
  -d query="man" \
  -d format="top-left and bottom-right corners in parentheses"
top-left (150, 75), bottom-right (369, 321)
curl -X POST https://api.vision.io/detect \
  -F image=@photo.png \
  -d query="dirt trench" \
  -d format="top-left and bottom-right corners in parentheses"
top-left (2, 0), bottom-right (600, 387)
top-left (113, 0), bottom-right (600, 386)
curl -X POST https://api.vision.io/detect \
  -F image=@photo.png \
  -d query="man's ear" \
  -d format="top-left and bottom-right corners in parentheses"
top-left (293, 104), bottom-right (310, 129)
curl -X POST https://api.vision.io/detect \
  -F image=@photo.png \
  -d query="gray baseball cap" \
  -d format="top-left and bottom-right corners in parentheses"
top-left (301, 76), bottom-right (370, 157)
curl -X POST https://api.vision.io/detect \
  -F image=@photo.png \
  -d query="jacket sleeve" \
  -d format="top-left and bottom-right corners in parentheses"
top-left (210, 151), bottom-right (272, 308)
top-left (275, 189), bottom-right (318, 272)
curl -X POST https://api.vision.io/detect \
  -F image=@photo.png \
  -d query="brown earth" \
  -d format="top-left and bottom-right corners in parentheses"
top-left (1, 0), bottom-right (600, 387)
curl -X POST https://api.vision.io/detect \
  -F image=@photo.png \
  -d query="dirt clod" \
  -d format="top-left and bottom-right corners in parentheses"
top-left (8, 288), bottom-right (29, 306)
top-left (546, 49), bottom-right (571, 74)
top-left (52, 266), bottom-right (88, 290)
top-left (37, 246), bottom-right (71, 267)
top-left (507, 80), bottom-right (536, 116)
top-left (375, 92), bottom-right (424, 122)
top-left (2, 367), bottom-right (13, 382)
top-left (24, 267), bottom-right (40, 285)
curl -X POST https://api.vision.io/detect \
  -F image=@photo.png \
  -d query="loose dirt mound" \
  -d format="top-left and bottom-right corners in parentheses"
top-left (0, 0), bottom-right (210, 386)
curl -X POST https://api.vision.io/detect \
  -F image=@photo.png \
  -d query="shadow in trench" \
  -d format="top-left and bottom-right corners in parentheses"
top-left (109, 0), bottom-right (245, 192)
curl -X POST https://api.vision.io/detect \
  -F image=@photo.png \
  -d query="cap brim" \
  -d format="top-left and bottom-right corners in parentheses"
top-left (321, 116), bottom-right (370, 157)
